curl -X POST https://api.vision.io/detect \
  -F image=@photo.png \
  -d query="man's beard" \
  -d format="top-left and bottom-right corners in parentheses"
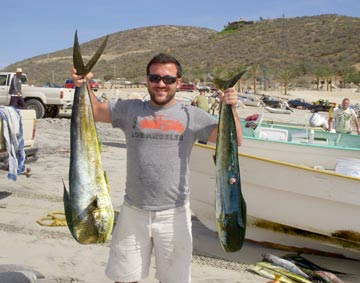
top-left (148, 88), bottom-right (176, 106)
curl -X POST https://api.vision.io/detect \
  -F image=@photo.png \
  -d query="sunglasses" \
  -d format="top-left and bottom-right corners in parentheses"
top-left (148, 74), bottom-right (178, 85)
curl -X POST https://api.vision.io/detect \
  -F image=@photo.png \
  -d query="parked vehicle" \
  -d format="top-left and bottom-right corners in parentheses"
top-left (41, 82), bottom-right (63, 88)
top-left (177, 83), bottom-right (196, 92)
top-left (64, 79), bottom-right (75, 89)
top-left (89, 79), bottom-right (100, 91)
top-left (0, 72), bottom-right (74, 119)
top-left (196, 85), bottom-right (210, 92)
top-left (311, 99), bottom-right (337, 112)
top-left (288, 98), bottom-right (313, 109)
top-left (65, 79), bottom-right (99, 91)
top-left (260, 95), bottom-right (282, 108)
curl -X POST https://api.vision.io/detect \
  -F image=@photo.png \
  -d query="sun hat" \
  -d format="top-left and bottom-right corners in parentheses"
top-left (16, 68), bottom-right (23, 73)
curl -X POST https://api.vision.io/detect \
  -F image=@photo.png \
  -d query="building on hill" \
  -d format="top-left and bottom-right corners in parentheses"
top-left (224, 18), bottom-right (255, 30)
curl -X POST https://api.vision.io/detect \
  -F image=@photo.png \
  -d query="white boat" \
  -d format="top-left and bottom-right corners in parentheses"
top-left (189, 143), bottom-right (360, 258)
top-left (241, 118), bottom-right (360, 170)
top-left (238, 94), bottom-right (262, 107)
top-left (264, 106), bottom-right (293, 114)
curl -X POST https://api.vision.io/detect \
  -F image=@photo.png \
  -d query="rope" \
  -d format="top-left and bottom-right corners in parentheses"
top-left (37, 210), bottom-right (67, 227)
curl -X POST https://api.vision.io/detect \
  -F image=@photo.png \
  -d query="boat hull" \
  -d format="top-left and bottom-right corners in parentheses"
top-left (189, 143), bottom-right (360, 257)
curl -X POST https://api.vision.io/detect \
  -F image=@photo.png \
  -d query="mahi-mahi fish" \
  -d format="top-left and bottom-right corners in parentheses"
top-left (211, 69), bottom-right (247, 252)
top-left (63, 31), bottom-right (114, 244)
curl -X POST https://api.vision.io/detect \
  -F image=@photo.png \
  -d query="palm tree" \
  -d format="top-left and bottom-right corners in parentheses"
top-left (249, 64), bottom-right (261, 94)
top-left (280, 70), bottom-right (291, 95)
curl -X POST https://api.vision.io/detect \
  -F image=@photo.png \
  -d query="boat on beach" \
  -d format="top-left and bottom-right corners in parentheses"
top-left (264, 105), bottom-right (293, 114)
top-left (240, 114), bottom-right (360, 170)
top-left (189, 143), bottom-right (360, 259)
top-left (238, 94), bottom-right (262, 107)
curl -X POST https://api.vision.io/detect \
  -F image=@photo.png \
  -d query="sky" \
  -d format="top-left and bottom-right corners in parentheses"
top-left (1, 0), bottom-right (360, 69)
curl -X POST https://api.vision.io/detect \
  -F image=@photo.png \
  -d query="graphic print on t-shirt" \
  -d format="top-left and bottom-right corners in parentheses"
top-left (132, 114), bottom-right (185, 141)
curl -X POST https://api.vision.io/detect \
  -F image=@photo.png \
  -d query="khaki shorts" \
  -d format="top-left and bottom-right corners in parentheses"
top-left (105, 201), bottom-right (192, 283)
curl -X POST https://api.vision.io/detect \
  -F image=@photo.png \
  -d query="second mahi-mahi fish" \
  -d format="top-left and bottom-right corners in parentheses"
top-left (212, 69), bottom-right (247, 252)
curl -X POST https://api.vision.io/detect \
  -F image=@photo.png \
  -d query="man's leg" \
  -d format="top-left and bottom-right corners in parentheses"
top-left (152, 203), bottom-right (192, 283)
top-left (106, 203), bottom-right (153, 282)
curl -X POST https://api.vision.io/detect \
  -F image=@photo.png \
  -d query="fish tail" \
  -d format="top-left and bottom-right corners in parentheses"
top-left (73, 30), bottom-right (109, 77)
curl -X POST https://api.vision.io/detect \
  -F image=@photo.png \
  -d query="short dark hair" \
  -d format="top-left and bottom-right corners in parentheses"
top-left (146, 53), bottom-right (182, 78)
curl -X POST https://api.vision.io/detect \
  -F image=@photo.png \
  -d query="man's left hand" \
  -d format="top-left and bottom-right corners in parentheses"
top-left (219, 87), bottom-right (238, 108)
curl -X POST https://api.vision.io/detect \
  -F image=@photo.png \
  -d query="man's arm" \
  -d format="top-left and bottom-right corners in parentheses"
top-left (207, 88), bottom-right (243, 145)
top-left (191, 97), bottom-right (197, 106)
top-left (353, 111), bottom-right (360, 134)
top-left (328, 117), bottom-right (334, 132)
top-left (72, 68), bottom-right (112, 123)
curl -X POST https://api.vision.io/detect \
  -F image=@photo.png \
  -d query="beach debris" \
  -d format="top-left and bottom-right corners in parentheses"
top-left (212, 69), bottom-right (247, 252)
top-left (0, 270), bottom-right (37, 283)
top-left (21, 167), bottom-right (31, 178)
top-left (250, 263), bottom-right (297, 283)
top-left (267, 274), bottom-right (282, 283)
top-left (255, 261), bottom-right (313, 283)
top-left (63, 31), bottom-right (114, 244)
top-left (0, 264), bottom-right (45, 279)
top-left (37, 211), bottom-right (67, 227)
top-left (315, 271), bottom-right (344, 283)
top-left (281, 253), bottom-right (347, 275)
top-left (263, 253), bottom-right (310, 279)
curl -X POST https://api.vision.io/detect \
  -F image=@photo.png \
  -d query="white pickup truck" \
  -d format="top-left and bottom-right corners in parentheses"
top-left (0, 72), bottom-right (74, 119)
top-left (0, 108), bottom-right (38, 170)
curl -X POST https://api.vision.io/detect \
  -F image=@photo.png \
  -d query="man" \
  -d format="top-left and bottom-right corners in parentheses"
top-left (328, 98), bottom-right (360, 134)
top-left (191, 88), bottom-right (209, 112)
top-left (72, 53), bottom-right (242, 283)
top-left (9, 68), bottom-right (26, 109)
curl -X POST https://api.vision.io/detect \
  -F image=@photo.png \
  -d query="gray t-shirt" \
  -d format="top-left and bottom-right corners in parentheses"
top-left (110, 99), bottom-right (218, 210)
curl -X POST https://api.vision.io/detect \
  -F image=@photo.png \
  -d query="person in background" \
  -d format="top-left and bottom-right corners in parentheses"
top-left (328, 98), bottom-right (360, 134)
top-left (72, 53), bottom-right (243, 283)
top-left (9, 68), bottom-right (26, 109)
top-left (191, 88), bottom-right (209, 112)
top-left (208, 91), bottom-right (220, 115)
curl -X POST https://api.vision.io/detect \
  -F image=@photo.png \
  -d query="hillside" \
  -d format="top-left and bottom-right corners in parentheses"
top-left (2, 14), bottom-right (360, 87)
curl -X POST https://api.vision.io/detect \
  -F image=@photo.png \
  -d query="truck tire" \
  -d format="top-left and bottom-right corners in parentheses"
top-left (45, 105), bottom-right (60, 118)
top-left (25, 99), bottom-right (45, 119)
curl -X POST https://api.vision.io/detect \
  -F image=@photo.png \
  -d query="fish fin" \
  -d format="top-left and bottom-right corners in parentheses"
top-left (104, 171), bottom-right (111, 193)
top-left (62, 179), bottom-right (75, 237)
top-left (73, 30), bottom-right (109, 77)
top-left (98, 140), bottom-right (102, 151)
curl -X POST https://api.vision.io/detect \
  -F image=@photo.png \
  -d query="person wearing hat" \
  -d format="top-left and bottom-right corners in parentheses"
top-left (9, 68), bottom-right (26, 109)
top-left (191, 88), bottom-right (209, 112)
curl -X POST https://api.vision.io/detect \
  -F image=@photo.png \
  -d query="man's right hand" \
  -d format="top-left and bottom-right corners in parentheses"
top-left (72, 68), bottom-right (93, 87)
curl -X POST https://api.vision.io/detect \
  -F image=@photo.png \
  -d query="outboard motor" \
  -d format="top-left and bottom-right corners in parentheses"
top-left (309, 112), bottom-right (328, 130)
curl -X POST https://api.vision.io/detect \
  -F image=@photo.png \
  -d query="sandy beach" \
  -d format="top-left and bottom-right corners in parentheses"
top-left (0, 88), bottom-right (359, 282)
